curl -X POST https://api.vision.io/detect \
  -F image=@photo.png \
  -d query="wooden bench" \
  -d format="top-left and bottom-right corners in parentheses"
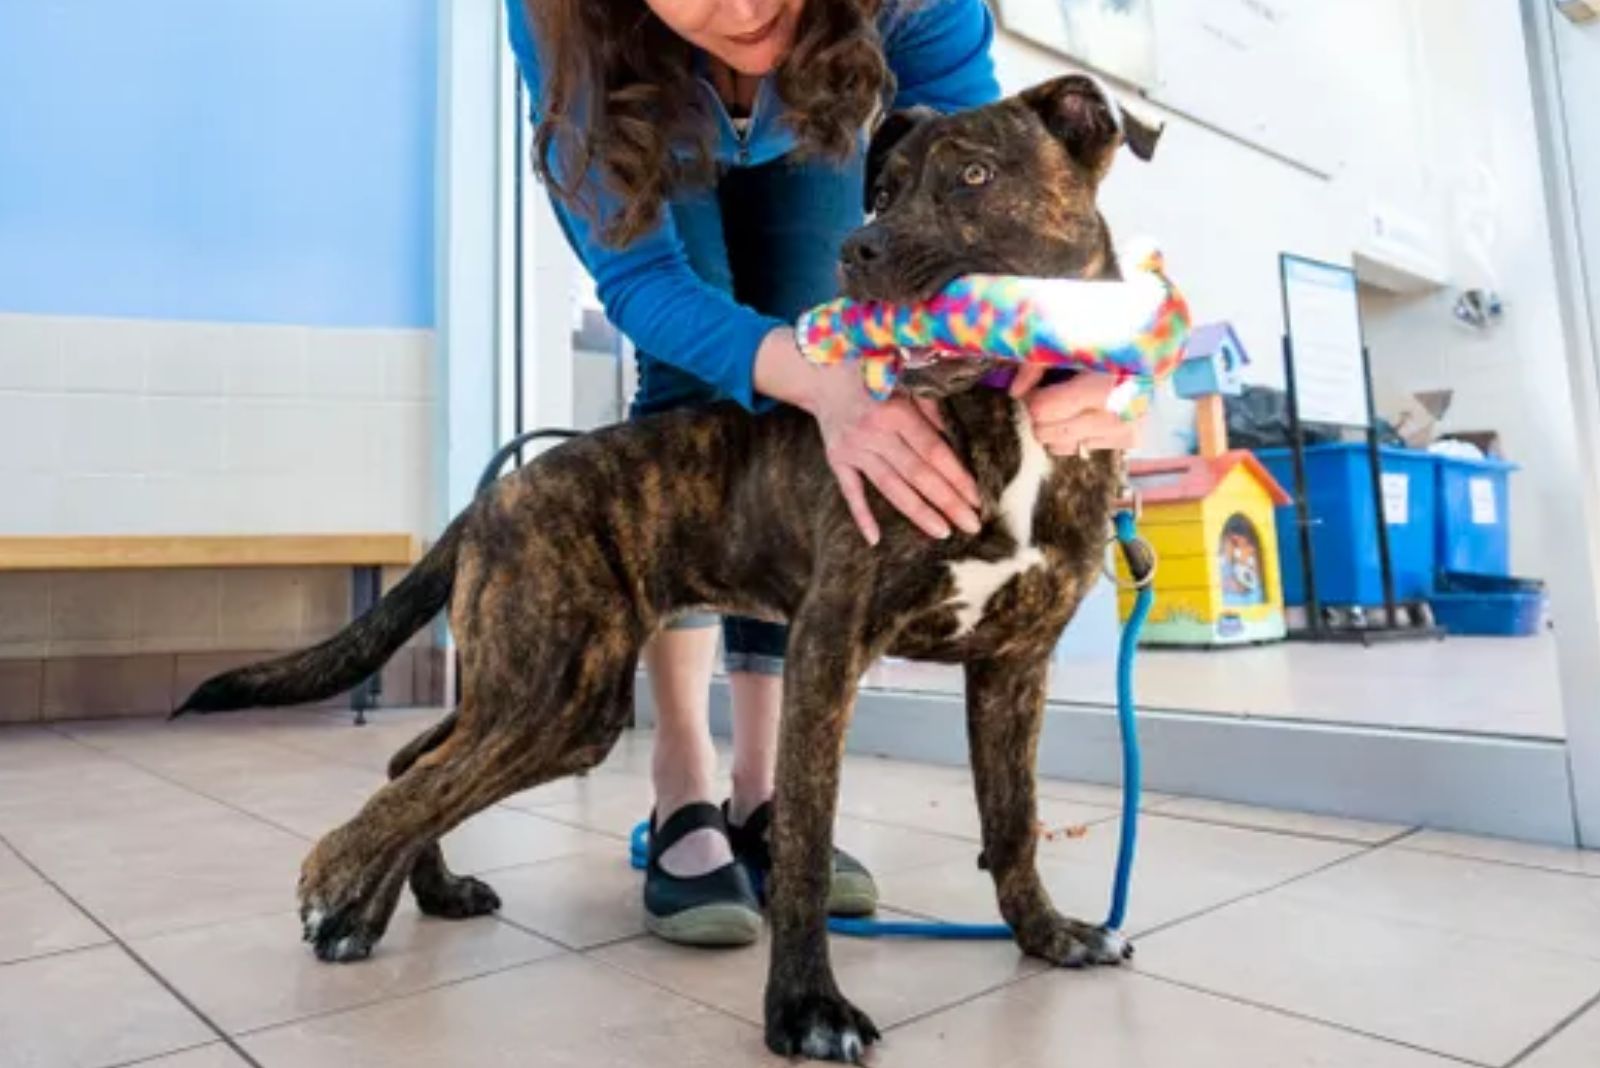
top-left (0, 534), bottom-right (421, 723)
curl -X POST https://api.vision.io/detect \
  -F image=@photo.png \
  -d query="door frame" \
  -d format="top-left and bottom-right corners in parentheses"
top-left (445, 0), bottom-right (1600, 848)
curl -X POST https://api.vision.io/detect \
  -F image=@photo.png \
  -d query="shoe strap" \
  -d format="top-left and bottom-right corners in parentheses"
top-left (648, 801), bottom-right (728, 867)
top-left (726, 800), bottom-right (774, 870)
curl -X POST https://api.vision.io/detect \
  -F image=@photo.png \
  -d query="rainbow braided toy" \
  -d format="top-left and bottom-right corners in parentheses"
top-left (796, 240), bottom-right (1192, 422)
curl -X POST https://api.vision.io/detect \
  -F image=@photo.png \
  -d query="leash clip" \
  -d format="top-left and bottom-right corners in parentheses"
top-left (1103, 499), bottom-right (1157, 591)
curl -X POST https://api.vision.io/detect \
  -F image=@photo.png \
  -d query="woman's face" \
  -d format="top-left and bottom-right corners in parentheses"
top-left (644, 0), bottom-right (805, 76)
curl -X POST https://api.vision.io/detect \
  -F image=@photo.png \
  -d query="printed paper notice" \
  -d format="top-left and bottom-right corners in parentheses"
top-left (1470, 478), bottom-right (1498, 525)
top-left (1282, 256), bottom-right (1370, 428)
top-left (1381, 473), bottom-right (1409, 525)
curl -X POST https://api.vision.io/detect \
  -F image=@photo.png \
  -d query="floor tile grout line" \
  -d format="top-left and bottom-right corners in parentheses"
top-left (1504, 983), bottom-right (1600, 1067)
top-left (876, 824), bottom-right (1414, 920)
top-left (43, 723), bottom-right (318, 843)
top-left (53, 709), bottom-right (437, 786)
top-left (486, 908), bottom-right (607, 955)
top-left (877, 966), bottom-right (1053, 1037)
top-left (573, 919), bottom-right (1024, 1045)
top-left (227, 953), bottom-right (575, 1041)
top-left (0, 827), bottom-right (268, 1068)
top-left (895, 825), bottom-right (1431, 1015)
top-left (580, 946), bottom-right (773, 1032)
top-left (519, 809), bottom-right (634, 842)
top-left (123, 906), bottom-right (310, 948)
top-left (838, 806), bottom-right (1123, 847)
top-left (1134, 826), bottom-right (1424, 942)
top-left (1134, 970), bottom-right (1496, 1068)
top-left (43, 719), bottom-right (638, 861)
top-left (0, 939), bottom-right (115, 971)
top-left (103, 1038), bottom-right (228, 1068)
top-left (847, 805), bottom-right (1409, 857)
top-left (1141, 810), bottom-right (1410, 847)
top-left (1395, 842), bottom-right (1600, 883)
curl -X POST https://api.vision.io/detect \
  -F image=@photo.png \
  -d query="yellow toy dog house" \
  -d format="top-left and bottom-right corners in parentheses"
top-left (1115, 322), bottom-right (1292, 646)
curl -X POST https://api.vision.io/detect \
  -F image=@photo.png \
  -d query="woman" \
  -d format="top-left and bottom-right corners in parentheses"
top-left (505, 0), bottom-right (1144, 946)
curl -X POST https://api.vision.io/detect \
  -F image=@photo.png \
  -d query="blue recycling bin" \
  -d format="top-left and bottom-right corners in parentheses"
top-left (1433, 454), bottom-right (1517, 577)
top-left (1255, 443), bottom-right (1437, 607)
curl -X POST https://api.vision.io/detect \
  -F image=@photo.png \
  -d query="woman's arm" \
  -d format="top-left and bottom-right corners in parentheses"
top-left (503, 0), bottom-right (984, 540)
top-left (505, 0), bottom-right (792, 413)
top-left (882, 0), bottom-right (1003, 112)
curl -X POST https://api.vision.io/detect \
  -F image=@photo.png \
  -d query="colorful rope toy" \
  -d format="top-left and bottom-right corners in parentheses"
top-left (796, 240), bottom-right (1192, 421)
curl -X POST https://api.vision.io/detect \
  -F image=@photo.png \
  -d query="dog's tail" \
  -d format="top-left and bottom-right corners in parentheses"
top-left (172, 516), bottom-right (467, 717)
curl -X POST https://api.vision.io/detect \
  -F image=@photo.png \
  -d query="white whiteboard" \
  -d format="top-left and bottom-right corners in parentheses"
top-left (1147, 0), bottom-right (1343, 176)
top-left (1281, 255), bottom-right (1370, 428)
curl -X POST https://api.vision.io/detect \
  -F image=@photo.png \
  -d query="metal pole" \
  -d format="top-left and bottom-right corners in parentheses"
top-left (1360, 345), bottom-right (1400, 631)
top-left (1281, 332), bottom-right (1322, 636)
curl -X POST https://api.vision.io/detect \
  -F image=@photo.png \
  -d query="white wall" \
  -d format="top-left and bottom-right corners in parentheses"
top-left (994, 1), bottom-right (1573, 579)
top-left (1355, 0), bottom-right (1577, 580)
top-left (0, 314), bottom-right (435, 538)
top-left (994, 32), bottom-right (1345, 390)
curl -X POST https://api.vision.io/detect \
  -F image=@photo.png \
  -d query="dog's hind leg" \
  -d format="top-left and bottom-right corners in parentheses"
top-left (965, 655), bottom-right (1132, 968)
top-left (385, 711), bottom-right (503, 921)
top-left (298, 640), bottom-right (638, 963)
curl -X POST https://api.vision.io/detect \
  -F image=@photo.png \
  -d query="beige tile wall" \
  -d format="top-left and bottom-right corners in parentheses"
top-left (0, 647), bottom-right (430, 723)
top-left (0, 312), bottom-right (445, 719)
top-left (0, 567), bottom-right (420, 659)
top-left (0, 312), bottom-right (436, 537)
top-left (0, 566), bottom-right (437, 721)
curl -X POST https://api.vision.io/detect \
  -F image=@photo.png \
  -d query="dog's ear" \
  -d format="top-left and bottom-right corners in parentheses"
top-left (865, 105), bottom-right (937, 212)
top-left (1021, 74), bottom-right (1164, 179)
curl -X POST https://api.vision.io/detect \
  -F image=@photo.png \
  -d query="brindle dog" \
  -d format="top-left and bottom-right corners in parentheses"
top-left (177, 74), bottom-right (1163, 1063)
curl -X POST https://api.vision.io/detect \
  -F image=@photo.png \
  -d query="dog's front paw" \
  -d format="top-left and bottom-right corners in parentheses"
top-left (765, 987), bottom-right (881, 1063)
top-left (300, 898), bottom-right (382, 963)
top-left (297, 832), bottom-right (397, 963)
top-left (1015, 912), bottom-right (1133, 968)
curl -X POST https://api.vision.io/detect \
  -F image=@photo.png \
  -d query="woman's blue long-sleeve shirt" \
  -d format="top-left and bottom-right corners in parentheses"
top-left (502, 0), bottom-right (1002, 412)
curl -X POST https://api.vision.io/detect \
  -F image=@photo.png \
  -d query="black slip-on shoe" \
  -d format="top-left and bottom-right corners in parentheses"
top-left (643, 801), bottom-right (763, 946)
top-left (724, 800), bottom-right (880, 918)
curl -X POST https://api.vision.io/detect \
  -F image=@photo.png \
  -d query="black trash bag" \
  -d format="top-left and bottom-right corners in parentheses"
top-left (1222, 386), bottom-right (1341, 450)
top-left (1372, 418), bottom-right (1407, 448)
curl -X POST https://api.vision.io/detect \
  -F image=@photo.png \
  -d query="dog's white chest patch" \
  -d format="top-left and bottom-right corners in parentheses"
top-left (945, 403), bottom-right (1050, 637)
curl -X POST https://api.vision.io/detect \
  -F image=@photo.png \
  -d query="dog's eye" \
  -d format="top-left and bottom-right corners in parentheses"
top-left (870, 186), bottom-right (892, 214)
top-left (961, 162), bottom-right (994, 187)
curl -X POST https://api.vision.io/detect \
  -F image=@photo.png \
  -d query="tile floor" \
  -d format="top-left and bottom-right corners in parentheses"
top-left (2, 707), bottom-right (1598, 1068)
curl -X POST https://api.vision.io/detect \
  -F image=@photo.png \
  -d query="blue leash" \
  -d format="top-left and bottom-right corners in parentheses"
top-left (628, 507), bottom-right (1155, 939)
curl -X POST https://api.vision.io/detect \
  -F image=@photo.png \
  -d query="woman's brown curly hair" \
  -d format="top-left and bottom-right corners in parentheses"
top-left (527, 0), bottom-right (892, 249)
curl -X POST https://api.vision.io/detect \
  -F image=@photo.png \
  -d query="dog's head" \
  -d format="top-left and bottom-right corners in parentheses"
top-left (841, 75), bottom-right (1164, 395)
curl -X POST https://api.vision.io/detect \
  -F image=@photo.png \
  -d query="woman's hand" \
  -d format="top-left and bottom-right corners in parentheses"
top-left (1008, 366), bottom-right (1145, 456)
top-left (754, 328), bottom-right (982, 546)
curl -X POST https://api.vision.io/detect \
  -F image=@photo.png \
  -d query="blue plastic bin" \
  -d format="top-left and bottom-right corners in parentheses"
top-left (1433, 454), bottom-right (1517, 577)
top-left (1256, 443), bottom-right (1437, 607)
top-left (1429, 572), bottom-right (1544, 637)
top-left (1428, 592), bottom-right (1542, 635)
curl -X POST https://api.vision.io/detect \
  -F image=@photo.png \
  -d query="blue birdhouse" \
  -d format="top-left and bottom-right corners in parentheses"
top-left (1174, 322), bottom-right (1250, 400)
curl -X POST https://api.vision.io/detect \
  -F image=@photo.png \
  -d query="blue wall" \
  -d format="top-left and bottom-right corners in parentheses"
top-left (0, 1), bottom-right (437, 329)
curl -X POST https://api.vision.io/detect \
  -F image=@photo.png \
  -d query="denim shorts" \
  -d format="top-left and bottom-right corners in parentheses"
top-left (629, 152), bottom-right (865, 677)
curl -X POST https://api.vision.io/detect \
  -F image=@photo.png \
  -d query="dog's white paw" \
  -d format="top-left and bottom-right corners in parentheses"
top-left (766, 990), bottom-right (881, 1063)
top-left (801, 1024), bottom-right (865, 1064)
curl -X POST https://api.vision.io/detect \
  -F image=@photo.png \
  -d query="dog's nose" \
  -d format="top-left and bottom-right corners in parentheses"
top-left (843, 229), bottom-right (887, 268)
